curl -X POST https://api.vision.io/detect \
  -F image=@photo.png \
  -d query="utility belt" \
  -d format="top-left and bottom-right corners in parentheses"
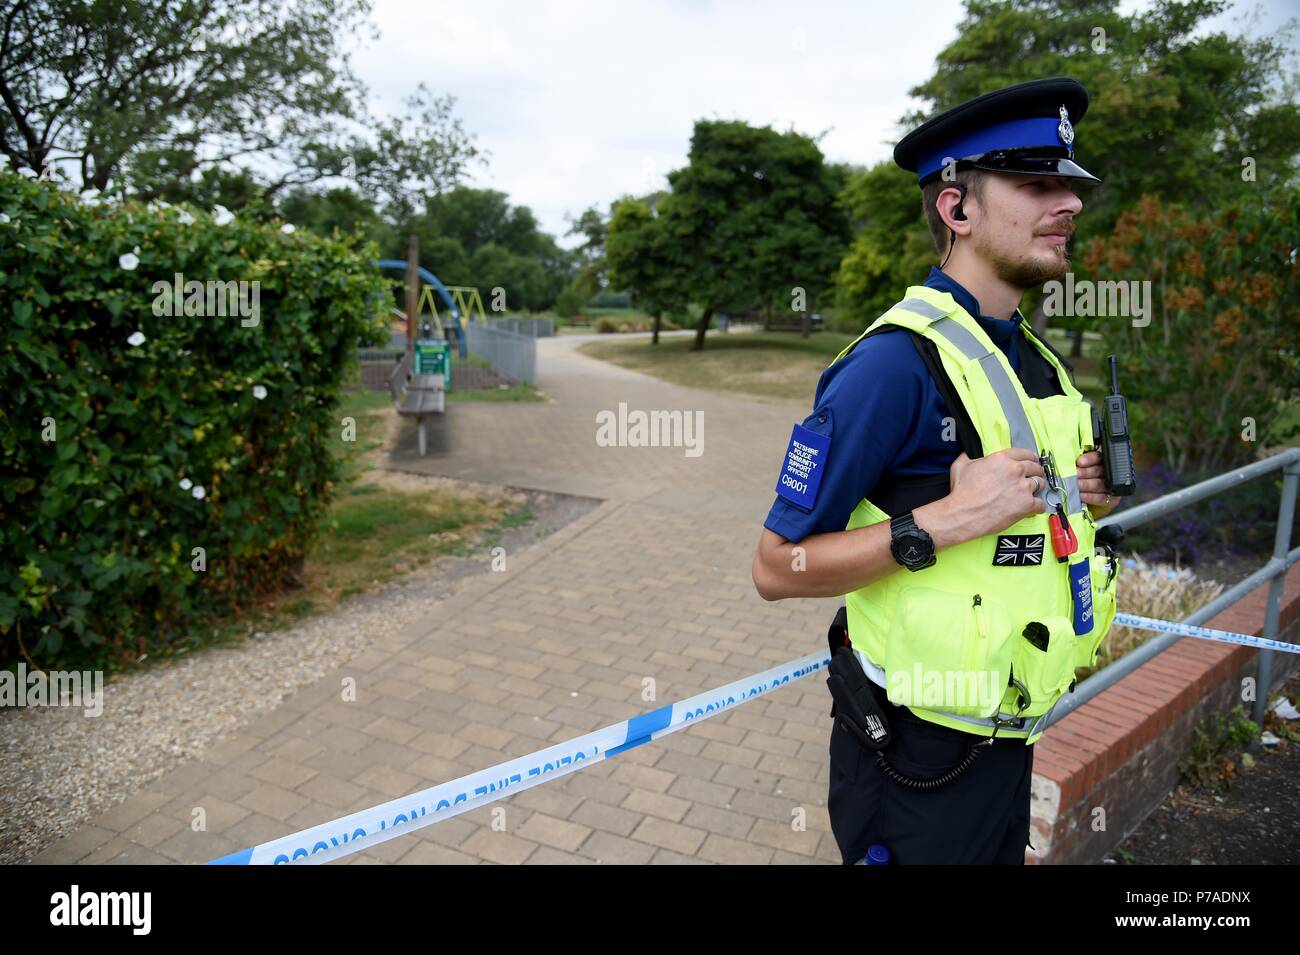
top-left (825, 605), bottom-right (1040, 791)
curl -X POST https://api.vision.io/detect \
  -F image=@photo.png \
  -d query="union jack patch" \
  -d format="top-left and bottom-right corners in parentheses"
top-left (993, 534), bottom-right (1044, 566)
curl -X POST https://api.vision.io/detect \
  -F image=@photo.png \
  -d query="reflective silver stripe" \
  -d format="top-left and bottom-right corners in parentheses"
top-left (923, 707), bottom-right (1032, 735)
top-left (926, 316), bottom-right (987, 361)
top-left (913, 679), bottom-right (1068, 739)
top-left (898, 306), bottom-right (1041, 457)
top-left (894, 296), bottom-right (949, 322)
top-left (1064, 474), bottom-right (1081, 514)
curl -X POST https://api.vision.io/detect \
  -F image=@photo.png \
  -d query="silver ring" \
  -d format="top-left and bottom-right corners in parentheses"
top-left (1031, 476), bottom-right (1042, 494)
top-left (1105, 493), bottom-right (1112, 506)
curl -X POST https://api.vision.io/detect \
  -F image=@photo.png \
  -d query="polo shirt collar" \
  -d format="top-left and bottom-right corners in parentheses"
top-left (923, 265), bottom-right (1024, 349)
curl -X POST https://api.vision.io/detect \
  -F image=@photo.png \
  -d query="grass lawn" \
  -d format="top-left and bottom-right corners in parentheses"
top-left (449, 346), bottom-right (543, 400)
top-left (447, 382), bottom-right (544, 401)
top-left (578, 330), bottom-right (856, 403)
top-left (574, 323), bottom-right (1153, 411)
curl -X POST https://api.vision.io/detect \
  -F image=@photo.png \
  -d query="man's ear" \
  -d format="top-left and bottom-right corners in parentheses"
top-left (938, 183), bottom-right (971, 234)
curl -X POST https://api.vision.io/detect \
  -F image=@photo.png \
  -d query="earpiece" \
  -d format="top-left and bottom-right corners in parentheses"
top-left (951, 182), bottom-right (968, 221)
top-left (939, 182), bottom-right (968, 270)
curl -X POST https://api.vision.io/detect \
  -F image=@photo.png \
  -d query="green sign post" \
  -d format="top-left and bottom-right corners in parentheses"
top-left (413, 340), bottom-right (451, 388)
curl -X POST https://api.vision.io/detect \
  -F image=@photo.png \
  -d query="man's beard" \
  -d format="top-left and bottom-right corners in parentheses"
top-left (975, 232), bottom-right (1072, 289)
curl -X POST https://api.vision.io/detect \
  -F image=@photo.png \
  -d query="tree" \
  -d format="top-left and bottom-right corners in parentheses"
top-left (1079, 186), bottom-right (1298, 474)
top-left (397, 187), bottom-right (575, 311)
top-left (836, 0), bottom-right (1300, 334)
top-left (605, 195), bottom-right (687, 344)
top-left (0, 1), bottom-right (481, 212)
top-left (656, 119), bottom-right (850, 350)
top-left (566, 204), bottom-right (610, 289)
top-left (278, 185), bottom-right (388, 243)
top-left (835, 161), bottom-right (937, 325)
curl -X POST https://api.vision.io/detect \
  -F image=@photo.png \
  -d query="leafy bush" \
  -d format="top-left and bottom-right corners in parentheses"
top-left (0, 172), bottom-right (389, 668)
top-left (1178, 705), bottom-right (1260, 794)
top-left (594, 317), bottom-right (619, 333)
top-left (553, 281), bottom-right (591, 319)
top-left (589, 288), bottom-right (631, 309)
top-left (1080, 189), bottom-right (1299, 475)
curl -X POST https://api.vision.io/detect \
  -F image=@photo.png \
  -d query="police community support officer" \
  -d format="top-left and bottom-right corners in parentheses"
top-left (751, 77), bottom-right (1124, 864)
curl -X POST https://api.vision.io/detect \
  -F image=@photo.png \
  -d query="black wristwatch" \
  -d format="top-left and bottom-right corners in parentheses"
top-left (889, 511), bottom-right (936, 571)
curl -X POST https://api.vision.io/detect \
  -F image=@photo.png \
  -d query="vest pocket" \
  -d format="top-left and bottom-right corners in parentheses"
top-left (884, 586), bottom-right (1014, 717)
top-left (1078, 399), bottom-right (1098, 451)
top-left (1008, 615), bottom-right (1077, 717)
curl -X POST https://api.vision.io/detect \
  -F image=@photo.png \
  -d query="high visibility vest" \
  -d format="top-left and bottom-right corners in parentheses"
top-left (832, 285), bottom-right (1120, 745)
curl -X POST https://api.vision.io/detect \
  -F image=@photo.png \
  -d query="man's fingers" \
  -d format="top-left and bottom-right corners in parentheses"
top-left (1020, 459), bottom-right (1046, 479)
top-left (1078, 476), bottom-right (1108, 495)
top-left (1001, 447), bottom-right (1041, 463)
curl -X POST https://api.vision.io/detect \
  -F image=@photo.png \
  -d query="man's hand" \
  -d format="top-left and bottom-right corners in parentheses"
top-left (923, 448), bottom-right (1047, 547)
top-left (1077, 449), bottom-right (1117, 517)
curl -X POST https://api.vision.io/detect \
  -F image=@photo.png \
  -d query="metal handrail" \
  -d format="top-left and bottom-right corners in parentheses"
top-left (1045, 446), bottom-right (1300, 733)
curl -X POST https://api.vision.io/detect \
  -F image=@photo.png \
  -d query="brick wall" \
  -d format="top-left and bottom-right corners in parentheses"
top-left (1028, 562), bottom-right (1300, 863)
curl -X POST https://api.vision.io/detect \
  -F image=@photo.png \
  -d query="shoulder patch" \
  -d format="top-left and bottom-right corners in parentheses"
top-left (775, 421), bottom-right (831, 510)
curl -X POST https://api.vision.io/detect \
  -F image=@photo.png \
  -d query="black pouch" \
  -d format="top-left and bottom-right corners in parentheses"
top-left (825, 607), bottom-right (892, 751)
top-left (826, 606), bottom-right (850, 720)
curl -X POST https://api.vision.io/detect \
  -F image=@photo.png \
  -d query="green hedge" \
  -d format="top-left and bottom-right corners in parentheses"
top-left (0, 173), bottom-right (389, 668)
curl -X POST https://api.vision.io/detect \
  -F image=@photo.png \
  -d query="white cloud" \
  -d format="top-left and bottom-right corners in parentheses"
top-left (349, 0), bottom-right (964, 244)
top-left (352, 0), bottom-right (1296, 246)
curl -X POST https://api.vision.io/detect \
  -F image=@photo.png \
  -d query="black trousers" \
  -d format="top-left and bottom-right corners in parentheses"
top-left (827, 676), bottom-right (1034, 864)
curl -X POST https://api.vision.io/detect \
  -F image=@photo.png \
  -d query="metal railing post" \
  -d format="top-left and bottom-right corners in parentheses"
top-left (1254, 461), bottom-right (1300, 728)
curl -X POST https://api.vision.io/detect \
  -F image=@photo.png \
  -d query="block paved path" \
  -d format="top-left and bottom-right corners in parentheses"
top-left (35, 330), bottom-right (849, 865)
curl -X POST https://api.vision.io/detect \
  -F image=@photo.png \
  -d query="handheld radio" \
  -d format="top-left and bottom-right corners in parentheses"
top-left (1092, 355), bottom-right (1137, 496)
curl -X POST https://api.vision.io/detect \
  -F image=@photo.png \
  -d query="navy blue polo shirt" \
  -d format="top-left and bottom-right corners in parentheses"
top-left (764, 267), bottom-right (1026, 544)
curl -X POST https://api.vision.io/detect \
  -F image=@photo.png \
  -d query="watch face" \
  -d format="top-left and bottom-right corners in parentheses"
top-left (900, 539), bottom-right (925, 563)
top-left (891, 515), bottom-right (934, 570)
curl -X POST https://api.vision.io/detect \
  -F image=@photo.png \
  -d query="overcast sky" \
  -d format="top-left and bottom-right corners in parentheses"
top-left (349, 0), bottom-right (1296, 247)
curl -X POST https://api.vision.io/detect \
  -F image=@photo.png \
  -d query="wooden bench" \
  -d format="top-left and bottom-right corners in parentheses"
top-left (388, 354), bottom-right (445, 456)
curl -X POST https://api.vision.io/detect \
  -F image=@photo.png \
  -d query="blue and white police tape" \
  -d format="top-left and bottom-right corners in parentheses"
top-left (208, 648), bottom-right (830, 865)
top-left (1113, 612), bottom-right (1300, 655)
top-left (207, 611), bottom-right (1295, 865)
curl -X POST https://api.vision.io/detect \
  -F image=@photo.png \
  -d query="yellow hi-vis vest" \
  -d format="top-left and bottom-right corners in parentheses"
top-left (833, 285), bottom-right (1120, 746)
